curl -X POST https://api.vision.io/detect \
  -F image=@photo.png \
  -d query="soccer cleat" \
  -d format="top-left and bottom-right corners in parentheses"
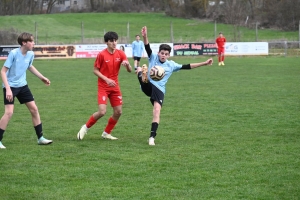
top-left (0, 141), bottom-right (6, 149)
top-left (218, 62), bottom-right (221, 66)
top-left (148, 137), bottom-right (155, 146)
top-left (38, 136), bottom-right (53, 145)
top-left (77, 125), bottom-right (88, 140)
top-left (102, 132), bottom-right (118, 140)
top-left (141, 64), bottom-right (148, 83)
top-left (221, 61), bottom-right (225, 66)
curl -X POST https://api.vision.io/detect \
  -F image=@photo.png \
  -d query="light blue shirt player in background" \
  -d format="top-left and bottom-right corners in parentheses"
top-left (132, 34), bottom-right (144, 70)
top-left (136, 26), bottom-right (213, 146)
top-left (0, 32), bottom-right (53, 149)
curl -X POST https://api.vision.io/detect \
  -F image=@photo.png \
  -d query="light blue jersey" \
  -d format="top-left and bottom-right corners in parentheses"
top-left (147, 53), bottom-right (182, 94)
top-left (132, 40), bottom-right (144, 57)
top-left (2, 48), bottom-right (34, 88)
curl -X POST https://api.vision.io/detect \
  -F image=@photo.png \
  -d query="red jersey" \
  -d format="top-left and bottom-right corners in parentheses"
top-left (94, 49), bottom-right (127, 87)
top-left (216, 37), bottom-right (226, 49)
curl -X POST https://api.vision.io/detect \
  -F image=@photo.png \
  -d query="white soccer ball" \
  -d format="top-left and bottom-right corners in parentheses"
top-left (150, 66), bottom-right (165, 81)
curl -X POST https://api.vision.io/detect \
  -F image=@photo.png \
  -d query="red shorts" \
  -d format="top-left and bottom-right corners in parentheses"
top-left (98, 86), bottom-right (122, 107)
top-left (218, 48), bottom-right (225, 55)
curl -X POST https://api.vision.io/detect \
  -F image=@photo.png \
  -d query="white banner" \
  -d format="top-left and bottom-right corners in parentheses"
top-left (225, 42), bottom-right (268, 55)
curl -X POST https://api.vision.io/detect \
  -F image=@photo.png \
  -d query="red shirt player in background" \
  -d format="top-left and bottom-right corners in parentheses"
top-left (216, 32), bottom-right (226, 66)
top-left (77, 31), bottom-right (132, 141)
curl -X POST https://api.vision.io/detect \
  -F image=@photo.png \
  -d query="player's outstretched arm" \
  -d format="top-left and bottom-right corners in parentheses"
top-left (141, 26), bottom-right (149, 45)
top-left (190, 58), bottom-right (213, 69)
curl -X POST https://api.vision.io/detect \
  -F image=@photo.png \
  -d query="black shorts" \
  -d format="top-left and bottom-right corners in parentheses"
top-left (133, 56), bottom-right (141, 61)
top-left (3, 85), bottom-right (34, 105)
top-left (137, 72), bottom-right (164, 106)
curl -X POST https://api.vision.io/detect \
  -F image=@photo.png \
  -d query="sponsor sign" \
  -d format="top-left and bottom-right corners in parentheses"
top-left (75, 44), bottom-right (107, 58)
top-left (33, 45), bottom-right (76, 59)
top-left (173, 43), bottom-right (217, 56)
top-left (0, 46), bottom-right (19, 60)
top-left (225, 42), bottom-right (268, 55)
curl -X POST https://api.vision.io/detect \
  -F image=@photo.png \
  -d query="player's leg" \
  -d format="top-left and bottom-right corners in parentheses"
top-left (25, 100), bottom-right (53, 145)
top-left (221, 49), bottom-right (225, 65)
top-left (77, 89), bottom-right (108, 140)
top-left (136, 65), bottom-right (151, 96)
top-left (133, 57), bottom-right (138, 70)
top-left (218, 49), bottom-right (222, 66)
top-left (18, 85), bottom-right (52, 145)
top-left (102, 89), bottom-right (122, 140)
top-left (148, 86), bottom-right (164, 146)
top-left (0, 104), bottom-right (14, 149)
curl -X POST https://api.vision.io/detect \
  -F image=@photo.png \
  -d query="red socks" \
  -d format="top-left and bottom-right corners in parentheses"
top-left (86, 115), bottom-right (97, 128)
top-left (104, 117), bottom-right (118, 134)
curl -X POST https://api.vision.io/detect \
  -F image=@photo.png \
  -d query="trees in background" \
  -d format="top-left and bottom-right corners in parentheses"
top-left (0, 0), bottom-right (299, 31)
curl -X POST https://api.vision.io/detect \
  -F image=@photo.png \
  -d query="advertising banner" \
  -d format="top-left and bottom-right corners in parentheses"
top-left (33, 45), bottom-right (76, 59)
top-left (173, 43), bottom-right (217, 56)
top-left (75, 44), bottom-right (107, 58)
top-left (0, 46), bottom-right (19, 60)
top-left (225, 42), bottom-right (268, 55)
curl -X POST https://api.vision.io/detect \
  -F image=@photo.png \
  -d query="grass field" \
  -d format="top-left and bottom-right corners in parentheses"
top-left (0, 56), bottom-right (299, 199)
top-left (0, 13), bottom-right (299, 44)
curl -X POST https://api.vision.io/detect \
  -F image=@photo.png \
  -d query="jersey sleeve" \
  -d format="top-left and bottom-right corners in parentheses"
top-left (171, 60), bottom-right (182, 72)
top-left (94, 52), bottom-right (103, 69)
top-left (3, 50), bottom-right (16, 69)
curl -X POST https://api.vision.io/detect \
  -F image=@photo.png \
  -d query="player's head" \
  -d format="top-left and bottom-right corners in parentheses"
top-left (17, 32), bottom-right (34, 50)
top-left (158, 44), bottom-right (171, 63)
top-left (219, 32), bottom-right (223, 37)
top-left (104, 31), bottom-right (118, 42)
top-left (135, 35), bottom-right (140, 40)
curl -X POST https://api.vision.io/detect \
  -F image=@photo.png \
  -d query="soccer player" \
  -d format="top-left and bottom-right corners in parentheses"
top-left (132, 34), bottom-right (144, 70)
top-left (77, 31), bottom-right (132, 141)
top-left (0, 32), bottom-right (53, 149)
top-left (216, 32), bottom-right (226, 66)
top-left (136, 26), bottom-right (213, 146)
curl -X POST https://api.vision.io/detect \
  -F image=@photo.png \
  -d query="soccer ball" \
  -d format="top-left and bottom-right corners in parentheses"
top-left (150, 66), bottom-right (165, 81)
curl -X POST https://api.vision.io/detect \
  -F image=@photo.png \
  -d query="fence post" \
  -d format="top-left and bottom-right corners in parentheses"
top-left (299, 20), bottom-right (300, 48)
top-left (35, 22), bottom-right (38, 45)
top-left (81, 21), bottom-right (84, 44)
top-left (284, 41), bottom-right (287, 57)
top-left (170, 21), bottom-right (173, 43)
top-left (127, 22), bottom-right (130, 43)
top-left (256, 22), bottom-right (258, 42)
top-left (214, 20), bottom-right (217, 40)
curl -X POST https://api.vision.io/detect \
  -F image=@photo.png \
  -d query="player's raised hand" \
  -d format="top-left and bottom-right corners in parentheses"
top-left (141, 26), bottom-right (147, 37)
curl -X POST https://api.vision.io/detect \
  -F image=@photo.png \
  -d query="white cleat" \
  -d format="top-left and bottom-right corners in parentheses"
top-left (77, 125), bottom-right (88, 140)
top-left (0, 141), bottom-right (6, 149)
top-left (148, 137), bottom-right (155, 146)
top-left (101, 132), bottom-right (118, 140)
top-left (38, 136), bottom-right (53, 145)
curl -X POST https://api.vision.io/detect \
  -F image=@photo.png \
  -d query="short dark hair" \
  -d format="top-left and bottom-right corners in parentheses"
top-left (17, 32), bottom-right (33, 46)
top-left (219, 32), bottom-right (223, 34)
top-left (135, 34), bottom-right (140, 37)
top-left (159, 44), bottom-right (172, 53)
top-left (104, 31), bottom-right (118, 42)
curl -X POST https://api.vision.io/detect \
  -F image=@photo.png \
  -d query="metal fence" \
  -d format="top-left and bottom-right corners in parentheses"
top-left (269, 42), bottom-right (300, 57)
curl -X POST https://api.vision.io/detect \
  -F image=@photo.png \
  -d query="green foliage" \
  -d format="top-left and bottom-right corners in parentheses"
top-left (0, 13), bottom-right (299, 44)
top-left (0, 56), bottom-right (299, 199)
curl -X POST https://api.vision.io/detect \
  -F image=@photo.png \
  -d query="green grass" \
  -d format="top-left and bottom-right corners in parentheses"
top-left (0, 56), bottom-right (299, 199)
top-left (0, 13), bottom-right (299, 44)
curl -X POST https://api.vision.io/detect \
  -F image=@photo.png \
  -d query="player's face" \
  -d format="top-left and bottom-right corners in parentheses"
top-left (106, 39), bottom-right (117, 51)
top-left (158, 50), bottom-right (170, 62)
top-left (23, 38), bottom-right (35, 51)
top-left (136, 36), bottom-right (140, 41)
